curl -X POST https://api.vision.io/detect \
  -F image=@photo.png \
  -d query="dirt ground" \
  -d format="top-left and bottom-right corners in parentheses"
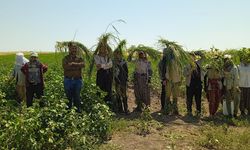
top-left (101, 85), bottom-right (211, 150)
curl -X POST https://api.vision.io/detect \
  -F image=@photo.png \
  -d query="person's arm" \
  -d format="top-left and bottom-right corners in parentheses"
top-left (42, 64), bottom-right (48, 73)
top-left (147, 62), bottom-right (153, 83)
top-left (70, 57), bottom-right (85, 68)
top-left (94, 55), bottom-right (102, 69)
top-left (62, 57), bottom-right (72, 70)
top-left (21, 63), bottom-right (27, 74)
top-left (233, 66), bottom-right (240, 91)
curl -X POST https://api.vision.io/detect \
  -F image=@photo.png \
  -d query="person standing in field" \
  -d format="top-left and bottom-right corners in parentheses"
top-left (113, 50), bottom-right (129, 114)
top-left (238, 57), bottom-right (250, 116)
top-left (10, 53), bottom-right (29, 103)
top-left (158, 48), bottom-right (167, 111)
top-left (62, 42), bottom-right (85, 112)
top-left (222, 55), bottom-right (240, 117)
top-left (21, 52), bottom-right (48, 107)
top-left (164, 46), bottom-right (182, 115)
top-left (133, 51), bottom-right (152, 112)
top-left (94, 46), bottom-right (113, 105)
top-left (204, 58), bottom-right (223, 116)
top-left (183, 52), bottom-right (205, 117)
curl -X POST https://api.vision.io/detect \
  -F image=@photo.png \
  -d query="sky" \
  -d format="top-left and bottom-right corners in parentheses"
top-left (0, 0), bottom-right (250, 51)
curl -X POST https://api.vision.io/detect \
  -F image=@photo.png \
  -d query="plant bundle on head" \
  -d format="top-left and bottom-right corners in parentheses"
top-left (239, 47), bottom-right (250, 64)
top-left (113, 39), bottom-right (127, 57)
top-left (88, 33), bottom-right (115, 78)
top-left (158, 38), bottom-right (194, 78)
top-left (127, 45), bottom-right (160, 61)
top-left (55, 41), bottom-right (90, 61)
top-left (205, 47), bottom-right (224, 71)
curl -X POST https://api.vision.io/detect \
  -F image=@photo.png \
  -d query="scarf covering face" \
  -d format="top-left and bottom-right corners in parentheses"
top-left (15, 53), bottom-right (29, 66)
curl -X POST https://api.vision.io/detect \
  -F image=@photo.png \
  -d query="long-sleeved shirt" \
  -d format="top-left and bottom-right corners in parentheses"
top-left (158, 57), bottom-right (167, 81)
top-left (62, 55), bottom-right (84, 78)
top-left (134, 59), bottom-right (152, 77)
top-left (183, 59), bottom-right (205, 86)
top-left (114, 59), bottom-right (128, 85)
top-left (21, 60), bottom-right (48, 87)
top-left (238, 63), bottom-right (250, 87)
top-left (223, 65), bottom-right (239, 90)
top-left (94, 55), bottom-right (112, 70)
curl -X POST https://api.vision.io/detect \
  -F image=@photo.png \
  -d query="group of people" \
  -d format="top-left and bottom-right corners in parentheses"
top-left (9, 43), bottom-right (250, 117)
top-left (159, 49), bottom-right (250, 117)
top-left (10, 52), bottom-right (48, 107)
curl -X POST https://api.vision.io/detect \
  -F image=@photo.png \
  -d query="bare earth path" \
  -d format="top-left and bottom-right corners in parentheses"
top-left (101, 85), bottom-right (212, 150)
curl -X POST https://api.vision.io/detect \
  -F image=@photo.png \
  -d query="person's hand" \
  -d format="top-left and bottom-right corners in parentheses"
top-left (233, 87), bottom-right (241, 93)
top-left (96, 64), bottom-right (101, 69)
top-left (68, 62), bottom-right (75, 66)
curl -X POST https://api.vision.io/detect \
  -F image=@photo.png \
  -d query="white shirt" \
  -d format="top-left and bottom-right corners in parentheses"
top-left (135, 59), bottom-right (148, 74)
top-left (94, 55), bottom-right (112, 70)
top-left (238, 63), bottom-right (250, 87)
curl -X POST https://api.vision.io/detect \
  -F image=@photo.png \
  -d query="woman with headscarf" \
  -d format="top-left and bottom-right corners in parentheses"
top-left (204, 57), bottom-right (223, 116)
top-left (133, 51), bottom-right (152, 112)
top-left (10, 53), bottom-right (29, 103)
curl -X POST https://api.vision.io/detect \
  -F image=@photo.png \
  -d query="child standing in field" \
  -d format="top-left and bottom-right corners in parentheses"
top-left (10, 53), bottom-right (29, 103)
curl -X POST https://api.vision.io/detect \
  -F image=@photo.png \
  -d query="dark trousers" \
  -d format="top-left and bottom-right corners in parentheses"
top-left (161, 82), bottom-right (166, 110)
top-left (64, 78), bottom-right (82, 112)
top-left (26, 83), bottom-right (44, 107)
top-left (240, 87), bottom-right (250, 115)
top-left (96, 69), bottom-right (113, 103)
top-left (115, 83), bottom-right (128, 113)
top-left (186, 85), bottom-right (202, 113)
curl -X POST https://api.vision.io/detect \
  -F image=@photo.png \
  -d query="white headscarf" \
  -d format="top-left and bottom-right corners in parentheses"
top-left (15, 53), bottom-right (29, 66)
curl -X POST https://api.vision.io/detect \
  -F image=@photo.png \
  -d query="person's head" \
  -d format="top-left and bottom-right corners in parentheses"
top-left (163, 48), bottom-right (168, 56)
top-left (138, 51), bottom-right (146, 59)
top-left (16, 53), bottom-right (29, 65)
top-left (98, 44), bottom-right (108, 56)
top-left (30, 52), bottom-right (38, 62)
top-left (113, 50), bottom-right (122, 60)
top-left (68, 42), bottom-right (78, 56)
top-left (223, 54), bottom-right (233, 69)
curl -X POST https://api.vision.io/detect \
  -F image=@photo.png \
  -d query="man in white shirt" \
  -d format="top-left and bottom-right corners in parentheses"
top-left (238, 59), bottom-right (250, 116)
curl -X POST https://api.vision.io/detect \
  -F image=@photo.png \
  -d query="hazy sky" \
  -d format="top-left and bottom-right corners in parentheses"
top-left (0, 0), bottom-right (249, 51)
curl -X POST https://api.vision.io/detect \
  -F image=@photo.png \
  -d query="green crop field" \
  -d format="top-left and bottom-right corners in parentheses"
top-left (0, 48), bottom-right (250, 150)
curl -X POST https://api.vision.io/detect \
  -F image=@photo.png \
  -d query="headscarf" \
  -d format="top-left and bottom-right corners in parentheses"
top-left (15, 53), bottom-right (29, 66)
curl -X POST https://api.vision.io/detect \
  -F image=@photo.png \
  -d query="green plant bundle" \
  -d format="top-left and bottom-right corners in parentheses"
top-left (158, 38), bottom-right (194, 79)
top-left (127, 45), bottom-right (160, 61)
top-left (113, 39), bottom-right (127, 54)
top-left (239, 47), bottom-right (250, 63)
top-left (88, 33), bottom-right (115, 78)
top-left (55, 41), bottom-right (91, 62)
